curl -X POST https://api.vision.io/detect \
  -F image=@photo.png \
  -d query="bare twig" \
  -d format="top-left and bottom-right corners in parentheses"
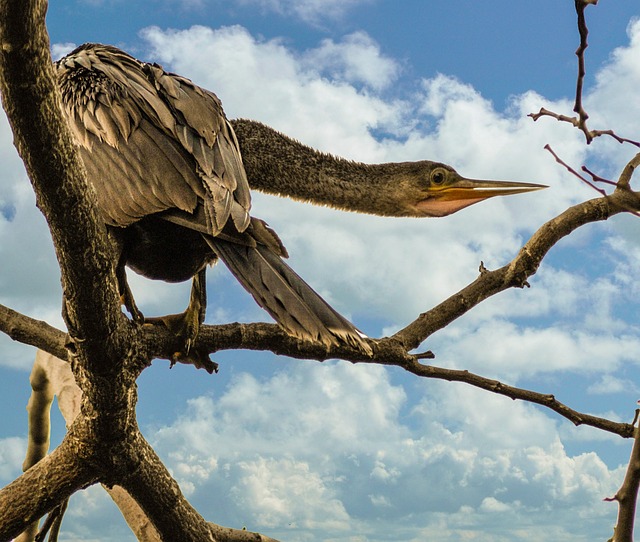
top-left (542, 146), bottom-right (640, 216)
top-left (528, 108), bottom-right (640, 148)
top-left (528, 107), bottom-right (582, 131)
top-left (573, 0), bottom-right (592, 141)
top-left (544, 144), bottom-right (606, 194)
top-left (582, 165), bottom-right (617, 187)
top-left (400, 358), bottom-right (634, 438)
top-left (591, 130), bottom-right (640, 149)
top-left (528, 1), bottom-right (640, 148)
top-left (617, 152), bottom-right (640, 190)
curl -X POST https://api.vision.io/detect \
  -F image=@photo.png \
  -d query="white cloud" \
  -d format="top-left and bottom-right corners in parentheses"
top-left (0, 436), bottom-right (26, 482)
top-left (431, 319), bottom-right (640, 381)
top-left (230, 457), bottom-right (350, 530)
top-left (587, 374), bottom-right (640, 395)
top-left (301, 31), bottom-right (400, 91)
top-left (234, 0), bottom-right (373, 24)
top-left (148, 365), bottom-right (623, 540)
top-left (51, 42), bottom-right (77, 61)
top-left (585, 18), bottom-right (640, 167)
top-left (140, 25), bottom-right (402, 160)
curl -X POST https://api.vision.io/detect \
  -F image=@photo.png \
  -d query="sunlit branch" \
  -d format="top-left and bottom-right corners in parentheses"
top-left (0, 303), bottom-right (67, 361)
top-left (606, 414), bottom-right (640, 541)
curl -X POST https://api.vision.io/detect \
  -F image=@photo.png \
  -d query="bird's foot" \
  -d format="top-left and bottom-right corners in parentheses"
top-left (121, 294), bottom-right (144, 323)
top-left (145, 308), bottom-right (215, 373)
top-left (170, 348), bottom-right (219, 374)
top-left (146, 309), bottom-right (201, 349)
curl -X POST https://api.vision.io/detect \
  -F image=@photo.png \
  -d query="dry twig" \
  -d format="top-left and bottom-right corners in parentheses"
top-left (528, 1), bottom-right (640, 148)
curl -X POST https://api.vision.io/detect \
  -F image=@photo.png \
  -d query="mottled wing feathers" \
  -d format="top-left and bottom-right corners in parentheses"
top-left (145, 64), bottom-right (251, 233)
top-left (76, 118), bottom-right (202, 225)
top-left (55, 43), bottom-right (251, 233)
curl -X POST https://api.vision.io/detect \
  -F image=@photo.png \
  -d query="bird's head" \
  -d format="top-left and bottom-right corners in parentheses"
top-left (397, 162), bottom-right (547, 217)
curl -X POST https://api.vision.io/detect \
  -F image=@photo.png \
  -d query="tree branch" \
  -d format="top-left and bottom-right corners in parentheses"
top-left (606, 416), bottom-right (640, 541)
top-left (0, 303), bottom-right (68, 361)
top-left (573, 0), bottom-right (592, 140)
top-left (399, 359), bottom-right (634, 438)
top-left (0, 0), bottom-right (131, 374)
top-left (390, 192), bottom-right (627, 350)
top-left (0, 432), bottom-right (98, 541)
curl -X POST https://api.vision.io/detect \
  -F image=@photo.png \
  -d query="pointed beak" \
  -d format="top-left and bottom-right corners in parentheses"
top-left (416, 178), bottom-right (547, 217)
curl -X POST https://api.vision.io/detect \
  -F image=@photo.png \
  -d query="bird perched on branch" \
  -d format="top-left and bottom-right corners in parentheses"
top-left (55, 43), bottom-right (544, 361)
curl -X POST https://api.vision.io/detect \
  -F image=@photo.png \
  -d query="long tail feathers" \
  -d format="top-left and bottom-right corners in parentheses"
top-left (207, 237), bottom-right (371, 355)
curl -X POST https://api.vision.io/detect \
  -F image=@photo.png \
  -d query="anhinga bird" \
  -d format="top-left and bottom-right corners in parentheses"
top-left (55, 43), bottom-right (545, 356)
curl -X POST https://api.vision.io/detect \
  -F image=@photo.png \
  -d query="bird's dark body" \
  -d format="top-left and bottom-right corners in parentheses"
top-left (116, 217), bottom-right (214, 283)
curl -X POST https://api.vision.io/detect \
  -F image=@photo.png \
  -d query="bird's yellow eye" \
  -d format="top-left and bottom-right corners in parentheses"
top-left (430, 168), bottom-right (447, 186)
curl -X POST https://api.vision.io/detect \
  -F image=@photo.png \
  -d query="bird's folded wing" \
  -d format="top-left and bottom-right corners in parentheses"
top-left (56, 44), bottom-right (251, 234)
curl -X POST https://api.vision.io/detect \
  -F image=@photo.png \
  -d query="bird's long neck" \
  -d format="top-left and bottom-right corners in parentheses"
top-left (231, 119), bottom-right (417, 217)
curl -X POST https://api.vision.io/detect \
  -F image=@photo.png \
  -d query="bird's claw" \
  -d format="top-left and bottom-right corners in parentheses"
top-left (170, 349), bottom-right (219, 374)
top-left (145, 308), bottom-right (214, 372)
top-left (145, 310), bottom-right (200, 345)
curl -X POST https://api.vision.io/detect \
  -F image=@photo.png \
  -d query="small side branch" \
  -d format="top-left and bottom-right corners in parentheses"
top-left (402, 359), bottom-right (634, 438)
top-left (544, 144), bottom-right (606, 194)
top-left (543, 146), bottom-right (640, 215)
top-left (391, 190), bottom-right (626, 350)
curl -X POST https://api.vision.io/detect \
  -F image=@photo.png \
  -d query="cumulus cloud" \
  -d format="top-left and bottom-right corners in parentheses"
top-left (148, 364), bottom-right (623, 540)
top-left (233, 0), bottom-right (373, 24)
top-left (141, 24), bottom-right (402, 159)
top-left (587, 374), bottom-right (640, 395)
top-left (585, 18), bottom-right (640, 170)
top-left (300, 31), bottom-right (400, 91)
top-left (0, 437), bottom-right (26, 483)
top-left (51, 42), bottom-right (77, 60)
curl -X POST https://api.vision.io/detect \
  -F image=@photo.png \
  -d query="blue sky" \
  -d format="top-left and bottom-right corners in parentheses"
top-left (2, 1), bottom-right (640, 540)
